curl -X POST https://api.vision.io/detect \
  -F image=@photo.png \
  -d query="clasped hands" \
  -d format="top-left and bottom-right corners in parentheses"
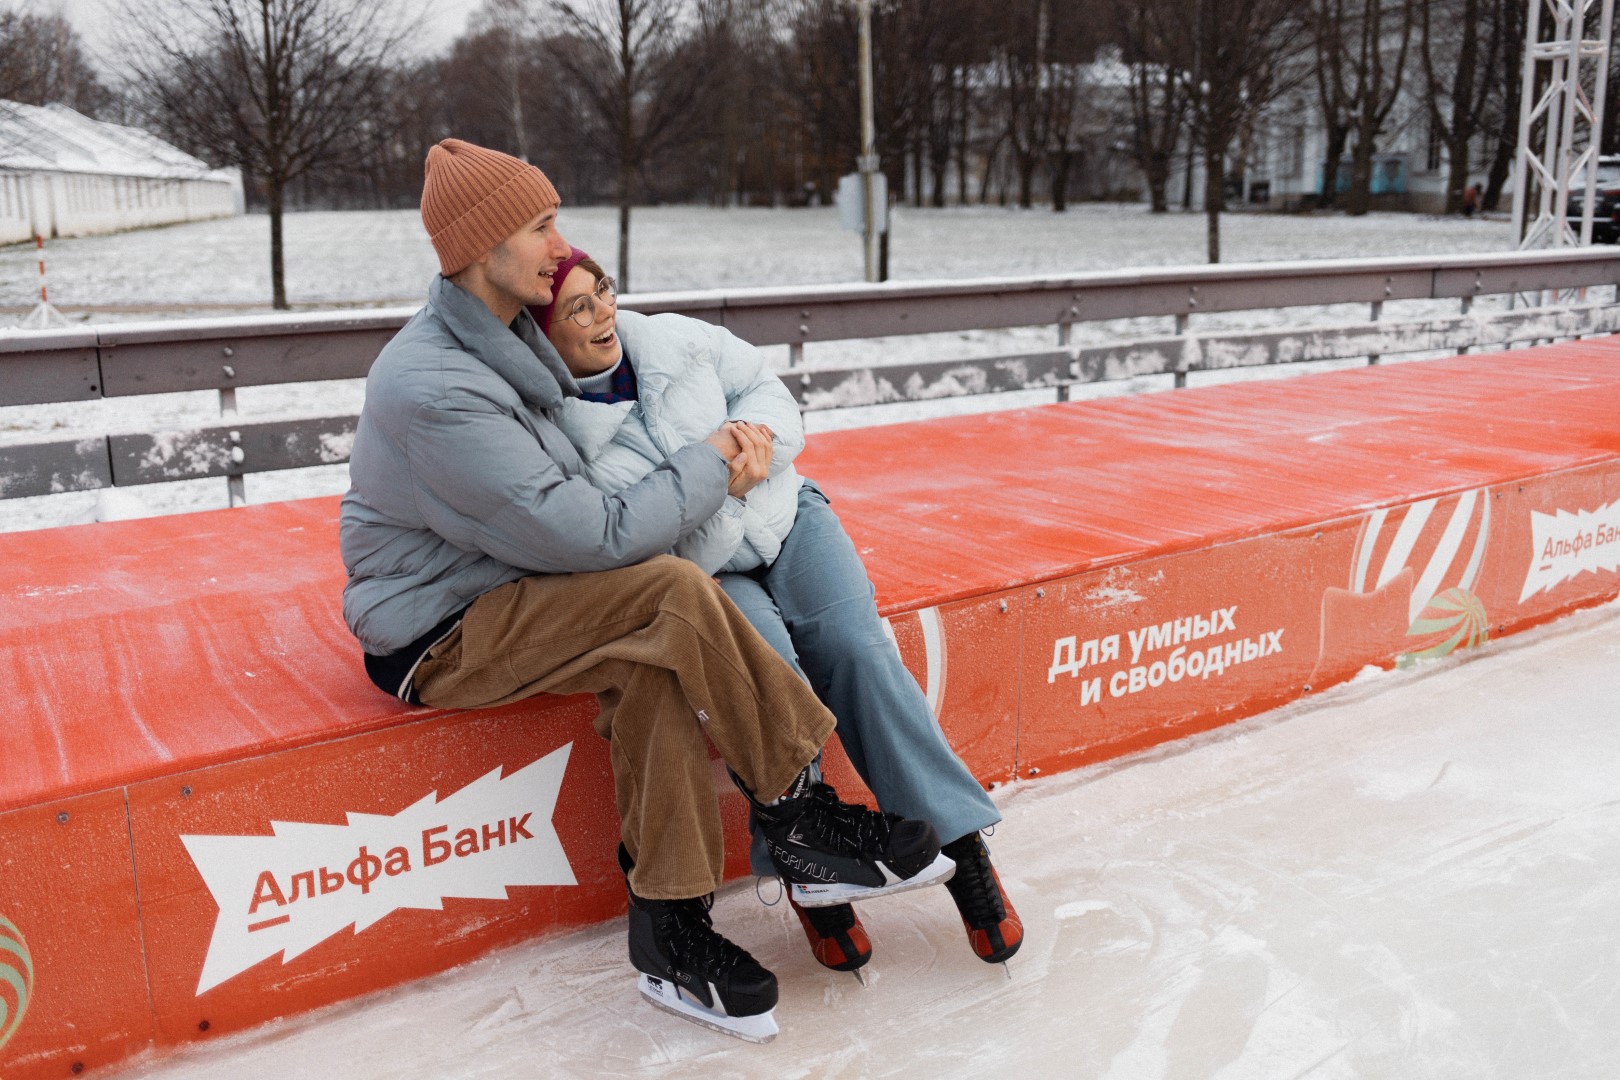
top-left (704, 421), bottom-right (775, 498)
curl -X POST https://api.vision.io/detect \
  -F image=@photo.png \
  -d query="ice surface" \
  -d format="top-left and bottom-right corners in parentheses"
top-left (112, 601), bottom-right (1620, 1080)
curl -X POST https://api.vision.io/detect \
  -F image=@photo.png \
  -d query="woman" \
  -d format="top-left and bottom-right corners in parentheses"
top-left (532, 248), bottom-right (1022, 972)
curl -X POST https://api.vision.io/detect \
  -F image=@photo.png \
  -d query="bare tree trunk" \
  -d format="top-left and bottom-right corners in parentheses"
top-left (1204, 146), bottom-right (1224, 262)
top-left (1320, 125), bottom-right (1349, 208)
top-left (1146, 151), bottom-right (1171, 212)
top-left (1346, 136), bottom-right (1376, 215)
top-left (976, 134), bottom-right (1002, 204)
top-left (1051, 149), bottom-right (1074, 211)
top-left (955, 68), bottom-right (971, 206)
top-left (1015, 147), bottom-right (1036, 208)
top-left (1117, 3), bottom-right (1188, 219)
top-left (260, 0), bottom-right (286, 309)
top-left (911, 138), bottom-right (924, 208)
top-left (269, 175), bottom-right (287, 309)
top-left (1422, 0), bottom-right (1497, 216)
top-left (616, 0), bottom-right (634, 293)
top-left (508, 37), bottom-right (528, 159)
top-left (1484, 118), bottom-right (1515, 209)
top-left (1445, 136), bottom-right (1471, 215)
top-left (1483, 0), bottom-right (1527, 210)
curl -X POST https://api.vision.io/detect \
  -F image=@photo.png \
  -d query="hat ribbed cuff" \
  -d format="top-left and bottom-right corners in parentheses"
top-left (432, 167), bottom-right (561, 276)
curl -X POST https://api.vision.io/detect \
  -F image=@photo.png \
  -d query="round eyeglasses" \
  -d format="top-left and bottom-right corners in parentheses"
top-left (562, 276), bottom-right (617, 328)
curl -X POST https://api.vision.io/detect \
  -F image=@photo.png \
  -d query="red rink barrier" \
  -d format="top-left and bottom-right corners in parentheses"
top-left (2, 339), bottom-right (1619, 1076)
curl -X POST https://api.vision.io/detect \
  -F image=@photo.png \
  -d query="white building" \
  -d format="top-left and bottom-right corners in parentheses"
top-left (0, 100), bottom-right (242, 244)
top-left (1220, 89), bottom-right (1491, 215)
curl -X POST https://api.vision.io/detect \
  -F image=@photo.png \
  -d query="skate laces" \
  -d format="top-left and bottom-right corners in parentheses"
top-left (794, 783), bottom-right (896, 858)
top-left (754, 876), bottom-right (784, 907)
top-left (943, 835), bottom-right (1006, 928)
top-left (654, 895), bottom-right (749, 977)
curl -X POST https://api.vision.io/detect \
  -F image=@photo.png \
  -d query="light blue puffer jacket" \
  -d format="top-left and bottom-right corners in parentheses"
top-left (551, 309), bottom-right (805, 575)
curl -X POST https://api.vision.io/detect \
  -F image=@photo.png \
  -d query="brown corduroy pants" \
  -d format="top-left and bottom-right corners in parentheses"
top-left (412, 555), bottom-right (835, 900)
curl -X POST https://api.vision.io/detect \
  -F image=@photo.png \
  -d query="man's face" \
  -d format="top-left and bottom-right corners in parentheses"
top-left (483, 207), bottom-right (572, 309)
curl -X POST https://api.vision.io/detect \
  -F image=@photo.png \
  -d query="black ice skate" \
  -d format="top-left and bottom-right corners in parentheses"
top-left (619, 845), bottom-right (779, 1042)
top-left (735, 766), bottom-right (955, 908)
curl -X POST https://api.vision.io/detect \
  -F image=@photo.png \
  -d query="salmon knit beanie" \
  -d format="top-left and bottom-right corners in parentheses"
top-left (421, 139), bottom-right (560, 276)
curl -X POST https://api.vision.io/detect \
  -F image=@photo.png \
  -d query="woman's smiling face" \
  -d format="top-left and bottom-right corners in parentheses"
top-left (546, 265), bottom-right (621, 377)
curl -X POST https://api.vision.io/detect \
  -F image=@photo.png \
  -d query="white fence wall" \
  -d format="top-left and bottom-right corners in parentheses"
top-left (0, 169), bottom-right (240, 244)
top-left (0, 173), bottom-right (34, 244)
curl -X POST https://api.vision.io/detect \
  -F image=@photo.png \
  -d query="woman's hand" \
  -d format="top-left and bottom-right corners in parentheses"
top-left (704, 421), bottom-right (773, 498)
top-left (726, 421), bottom-right (774, 497)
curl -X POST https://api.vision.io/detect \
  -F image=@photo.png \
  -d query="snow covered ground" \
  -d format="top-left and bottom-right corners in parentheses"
top-left (0, 204), bottom-right (1515, 316)
top-left (112, 598), bottom-right (1620, 1080)
top-left (0, 206), bottom-right (1524, 533)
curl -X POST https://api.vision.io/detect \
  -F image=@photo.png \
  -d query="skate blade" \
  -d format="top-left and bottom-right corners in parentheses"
top-left (852, 966), bottom-right (870, 987)
top-left (790, 850), bottom-right (957, 908)
top-left (637, 974), bottom-right (779, 1043)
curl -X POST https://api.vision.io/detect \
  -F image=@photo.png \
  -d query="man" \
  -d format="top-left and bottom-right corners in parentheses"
top-left (338, 139), bottom-right (953, 1043)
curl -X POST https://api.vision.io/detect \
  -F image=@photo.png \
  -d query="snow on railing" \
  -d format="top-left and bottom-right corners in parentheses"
top-left (2, 248), bottom-right (1618, 508)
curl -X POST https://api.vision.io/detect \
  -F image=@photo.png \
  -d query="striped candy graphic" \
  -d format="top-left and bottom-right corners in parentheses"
top-left (0, 914), bottom-right (34, 1052)
top-left (1405, 587), bottom-right (1491, 661)
top-left (1349, 488), bottom-right (1492, 659)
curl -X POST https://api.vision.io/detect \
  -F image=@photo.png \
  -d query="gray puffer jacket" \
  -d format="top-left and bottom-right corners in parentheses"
top-left (339, 275), bottom-right (728, 655)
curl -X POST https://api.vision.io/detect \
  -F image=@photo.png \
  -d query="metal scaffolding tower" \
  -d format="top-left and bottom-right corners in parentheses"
top-left (1512, 0), bottom-right (1616, 249)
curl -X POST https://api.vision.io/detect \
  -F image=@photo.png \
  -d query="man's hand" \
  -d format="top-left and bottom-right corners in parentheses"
top-left (704, 421), bottom-right (773, 498)
top-left (703, 425), bottom-right (742, 460)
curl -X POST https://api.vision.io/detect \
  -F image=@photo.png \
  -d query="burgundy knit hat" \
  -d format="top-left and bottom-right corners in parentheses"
top-left (529, 246), bottom-right (593, 337)
top-left (421, 139), bottom-right (560, 276)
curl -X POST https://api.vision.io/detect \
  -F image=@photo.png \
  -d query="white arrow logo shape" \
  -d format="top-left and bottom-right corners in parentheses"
top-left (1520, 499), bottom-right (1620, 602)
top-left (182, 743), bottom-right (575, 995)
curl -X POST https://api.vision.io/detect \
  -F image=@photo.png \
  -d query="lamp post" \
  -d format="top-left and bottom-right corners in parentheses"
top-left (857, 0), bottom-right (879, 282)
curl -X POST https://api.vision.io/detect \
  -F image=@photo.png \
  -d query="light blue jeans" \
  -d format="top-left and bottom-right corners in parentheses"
top-left (718, 481), bottom-right (1001, 877)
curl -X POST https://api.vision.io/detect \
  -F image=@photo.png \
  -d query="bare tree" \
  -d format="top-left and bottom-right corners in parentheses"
top-left (997, 2), bottom-right (1045, 208)
top-left (473, 0), bottom-right (540, 162)
top-left (923, 2), bottom-right (986, 207)
top-left (1114, 0), bottom-right (1189, 213)
top-left (1309, 0), bottom-right (1355, 209)
top-left (1173, 0), bottom-right (1304, 260)
top-left (1037, 1), bottom-right (1101, 212)
top-left (898, 0), bottom-right (983, 207)
top-left (550, 0), bottom-right (710, 291)
top-left (1308, 0), bottom-right (1420, 214)
top-left (0, 11), bottom-right (115, 116)
top-left (1481, 0), bottom-right (1527, 210)
top-left (1340, 0), bottom-right (1416, 215)
top-left (782, 0), bottom-right (858, 202)
top-left (1421, 0), bottom-right (1505, 214)
top-left (1044, 63), bottom-right (1087, 210)
top-left (123, 0), bottom-right (416, 309)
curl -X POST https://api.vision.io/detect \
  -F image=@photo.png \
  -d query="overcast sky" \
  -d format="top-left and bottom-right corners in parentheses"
top-left (10, 0), bottom-right (479, 69)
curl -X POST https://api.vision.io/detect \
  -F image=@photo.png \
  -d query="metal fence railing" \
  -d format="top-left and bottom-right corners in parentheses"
top-left (3, 247), bottom-right (1618, 506)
